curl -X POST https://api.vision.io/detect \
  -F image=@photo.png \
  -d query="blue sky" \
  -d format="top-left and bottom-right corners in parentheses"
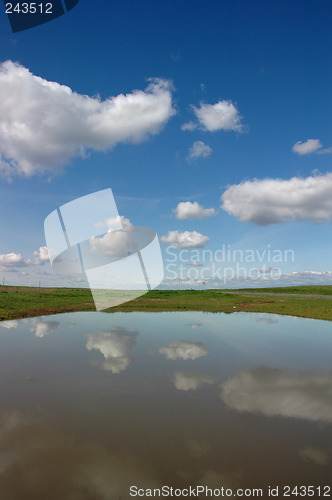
top-left (0, 0), bottom-right (331, 288)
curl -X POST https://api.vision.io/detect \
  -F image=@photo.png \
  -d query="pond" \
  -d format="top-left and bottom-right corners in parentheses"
top-left (0, 311), bottom-right (331, 499)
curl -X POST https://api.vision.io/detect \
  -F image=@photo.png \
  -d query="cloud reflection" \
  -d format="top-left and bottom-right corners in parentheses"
top-left (196, 470), bottom-right (239, 491)
top-left (299, 446), bottom-right (330, 466)
top-left (29, 318), bottom-right (61, 338)
top-left (0, 411), bottom-right (160, 499)
top-left (0, 320), bottom-right (18, 329)
top-left (255, 315), bottom-right (279, 325)
top-left (173, 371), bottom-right (214, 391)
top-left (158, 341), bottom-right (209, 360)
top-left (86, 327), bottom-right (138, 374)
top-left (221, 367), bottom-right (332, 423)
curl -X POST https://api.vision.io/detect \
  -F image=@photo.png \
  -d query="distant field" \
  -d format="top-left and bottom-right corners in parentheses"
top-left (224, 285), bottom-right (332, 295)
top-left (0, 285), bottom-right (332, 322)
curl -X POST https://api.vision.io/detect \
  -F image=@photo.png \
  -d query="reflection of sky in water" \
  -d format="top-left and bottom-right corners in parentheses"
top-left (0, 311), bottom-right (332, 498)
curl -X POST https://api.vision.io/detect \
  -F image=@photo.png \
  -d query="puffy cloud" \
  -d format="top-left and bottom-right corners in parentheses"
top-left (33, 246), bottom-right (49, 265)
top-left (221, 367), bottom-right (332, 423)
top-left (186, 323), bottom-right (202, 329)
top-left (173, 371), bottom-right (214, 391)
top-left (292, 139), bottom-right (322, 155)
top-left (187, 141), bottom-right (212, 161)
top-left (0, 252), bottom-right (31, 269)
top-left (173, 201), bottom-right (216, 220)
top-left (299, 446), bottom-right (330, 466)
top-left (89, 229), bottom-right (133, 258)
top-left (0, 60), bottom-right (175, 177)
top-left (29, 319), bottom-right (61, 338)
top-left (192, 100), bottom-right (243, 132)
top-left (158, 341), bottom-right (209, 360)
top-left (160, 230), bottom-right (210, 249)
top-left (89, 217), bottom-right (139, 259)
top-left (86, 327), bottom-right (138, 374)
top-left (221, 172), bottom-right (332, 225)
top-left (181, 121), bottom-right (197, 131)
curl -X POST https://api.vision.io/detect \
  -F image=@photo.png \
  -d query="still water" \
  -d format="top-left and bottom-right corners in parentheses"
top-left (0, 311), bottom-right (331, 499)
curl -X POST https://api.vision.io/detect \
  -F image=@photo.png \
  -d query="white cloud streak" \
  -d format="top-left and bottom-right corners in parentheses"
top-left (318, 147), bottom-right (332, 155)
top-left (0, 60), bottom-right (175, 177)
top-left (173, 201), bottom-right (216, 220)
top-left (292, 139), bottom-right (322, 155)
top-left (221, 172), bottom-right (332, 225)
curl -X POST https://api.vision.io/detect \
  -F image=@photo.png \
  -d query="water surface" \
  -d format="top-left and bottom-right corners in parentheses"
top-left (0, 312), bottom-right (331, 499)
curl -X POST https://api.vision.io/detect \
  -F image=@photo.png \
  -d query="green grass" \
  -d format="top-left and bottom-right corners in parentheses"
top-left (1, 285), bottom-right (332, 322)
top-left (224, 285), bottom-right (332, 295)
top-left (0, 286), bottom-right (95, 321)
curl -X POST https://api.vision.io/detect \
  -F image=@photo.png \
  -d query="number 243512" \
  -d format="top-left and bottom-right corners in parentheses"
top-left (6, 3), bottom-right (53, 14)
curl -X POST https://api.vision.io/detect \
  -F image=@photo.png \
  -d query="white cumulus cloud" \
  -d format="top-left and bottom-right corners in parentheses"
top-left (221, 172), bottom-right (332, 225)
top-left (173, 201), bottom-right (216, 220)
top-left (158, 341), bottom-right (209, 360)
top-left (89, 230), bottom-right (132, 258)
top-left (33, 246), bottom-right (50, 265)
top-left (0, 252), bottom-right (31, 269)
top-left (160, 230), bottom-right (210, 249)
top-left (89, 217), bottom-right (140, 259)
top-left (187, 141), bottom-right (212, 161)
top-left (192, 100), bottom-right (243, 132)
top-left (292, 139), bottom-right (322, 155)
top-left (0, 60), bottom-right (175, 178)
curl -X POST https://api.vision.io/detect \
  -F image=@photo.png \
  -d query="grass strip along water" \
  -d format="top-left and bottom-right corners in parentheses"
top-left (1, 285), bottom-right (332, 322)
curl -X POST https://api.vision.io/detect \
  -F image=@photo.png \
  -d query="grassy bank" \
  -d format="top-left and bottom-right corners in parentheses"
top-left (1, 285), bottom-right (332, 322)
